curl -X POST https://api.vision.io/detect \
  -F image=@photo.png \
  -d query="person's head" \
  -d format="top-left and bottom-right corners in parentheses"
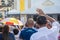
top-left (27, 18), bottom-right (34, 28)
top-left (33, 14), bottom-right (40, 21)
top-left (13, 29), bottom-right (19, 35)
top-left (25, 22), bottom-right (28, 27)
top-left (2, 25), bottom-right (9, 40)
top-left (2, 25), bottom-right (9, 33)
top-left (36, 16), bottom-right (47, 28)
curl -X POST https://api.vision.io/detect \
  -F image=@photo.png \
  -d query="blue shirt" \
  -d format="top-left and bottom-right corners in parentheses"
top-left (19, 28), bottom-right (37, 40)
top-left (8, 33), bottom-right (15, 40)
top-left (0, 33), bottom-right (2, 40)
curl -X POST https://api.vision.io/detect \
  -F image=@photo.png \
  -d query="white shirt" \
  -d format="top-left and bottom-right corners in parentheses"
top-left (30, 21), bottom-right (59, 40)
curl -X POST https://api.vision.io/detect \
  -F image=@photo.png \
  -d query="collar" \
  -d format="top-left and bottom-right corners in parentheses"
top-left (38, 26), bottom-right (48, 32)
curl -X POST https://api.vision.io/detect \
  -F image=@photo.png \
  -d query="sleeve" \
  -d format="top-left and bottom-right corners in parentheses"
top-left (19, 31), bottom-right (23, 39)
top-left (52, 21), bottom-right (60, 27)
top-left (50, 21), bottom-right (59, 40)
top-left (52, 21), bottom-right (60, 30)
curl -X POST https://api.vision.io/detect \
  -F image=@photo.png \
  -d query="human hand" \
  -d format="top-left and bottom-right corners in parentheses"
top-left (36, 8), bottom-right (45, 15)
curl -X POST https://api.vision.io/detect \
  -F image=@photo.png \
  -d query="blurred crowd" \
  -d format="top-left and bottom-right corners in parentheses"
top-left (0, 8), bottom-right (60, 40)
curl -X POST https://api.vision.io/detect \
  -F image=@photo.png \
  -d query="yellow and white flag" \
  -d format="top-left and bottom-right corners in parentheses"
top-left (20, 0), bottom-right (31, 12)
top-left (20, 0), bottom-right (25, 12)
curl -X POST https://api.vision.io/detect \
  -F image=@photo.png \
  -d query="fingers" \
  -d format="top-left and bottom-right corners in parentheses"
top-left (36, 8), bottom-right (42, 12)
top-left (36, 8), bottom-right (45, 15)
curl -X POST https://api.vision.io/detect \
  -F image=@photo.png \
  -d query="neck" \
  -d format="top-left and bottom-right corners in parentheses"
top-left (28, 25), bottom-right (33, 28)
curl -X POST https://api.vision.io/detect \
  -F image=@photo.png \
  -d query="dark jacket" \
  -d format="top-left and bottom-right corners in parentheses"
top-left (0, 33), bottom-right (15, 40)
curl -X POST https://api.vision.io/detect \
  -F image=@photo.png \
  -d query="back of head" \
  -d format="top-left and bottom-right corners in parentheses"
top-left (13, 29), bottom-right (19, 35)
top-left (2, 25), bottom-right (9, 40)
top-left (3, 25), bottom-right (9, 33)
top-left (37, 16), bottom-right (47, 25)
top-left (33, 15), bottom-right (40, 21)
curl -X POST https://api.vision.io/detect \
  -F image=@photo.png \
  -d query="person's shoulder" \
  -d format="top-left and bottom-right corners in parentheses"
top-left (31, 28), bottom-right (37, 32)
top-left (30, 31), bottom-right (47, 40)
top-left (21, 28), bottom-right (33, 31)
top-left (21, 28), bottom-right (37, 33)
top-left (27, 28), bottom-right (36, 30)
top-left (30, 32), bottom-right (39, 40)
top-left (8, 33), bottom-right (15, 40)
top-left (52, 21), bottom-right (60, 29)
top-left (52, 21), bottom-right (59, 25)
top-left (31, 32), bottom-right (38, 36)
top-left (9, 32), bottom-right (14, 36)
top-left (9, 32), bottom-right (13, 34)
top-left (20, 28), bottom-right (28, 34)
top-left (8, 33), bottom-right (15, 39)
top-left (0, 33), bottom-right (2, 37)
top-left (31, 31), bottom-right (39, 37)
top-left (21, 28), bottom-right (27, 32)
top-left (26, 28), bottom-right (37, 32)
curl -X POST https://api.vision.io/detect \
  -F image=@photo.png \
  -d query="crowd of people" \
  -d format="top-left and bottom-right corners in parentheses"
top-left (0, 8), bottom-right (60, 40)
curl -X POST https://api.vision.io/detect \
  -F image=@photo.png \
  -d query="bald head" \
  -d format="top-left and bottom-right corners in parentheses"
top-left (27, 18), bottom-right (34, 27)
top-left (27, 18), bottom-right (34, 24)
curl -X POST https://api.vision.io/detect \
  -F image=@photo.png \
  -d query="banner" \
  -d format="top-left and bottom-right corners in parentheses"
top-left (20, 0), bottom-right (25, 12)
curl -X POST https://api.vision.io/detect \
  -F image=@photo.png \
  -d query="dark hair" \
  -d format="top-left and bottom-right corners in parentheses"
top-left (2, 25), bottom-right (9, 40)
top-left (13, 29), bottom-right (19, 35)
top-left (25, 22), bottom-right (28, 27)
top-left (33, 14), bottom-right (40, 21)
top-left (37, 16), bottom-right (47, 25)
top-left (0, 27), bottom-right (3, 32)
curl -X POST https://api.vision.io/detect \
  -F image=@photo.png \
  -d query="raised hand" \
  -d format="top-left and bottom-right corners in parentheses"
top-left (36, 8), bottom-right (45, 16)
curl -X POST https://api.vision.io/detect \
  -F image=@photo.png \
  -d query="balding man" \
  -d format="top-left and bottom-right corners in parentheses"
top-left (19, 18), bottom-right (37, 40)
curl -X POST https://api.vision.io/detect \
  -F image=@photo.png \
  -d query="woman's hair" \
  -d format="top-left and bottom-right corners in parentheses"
top-left (2, 25), bottom-right (9, 40)
top-left (0, 27), bottom-right (3, 32)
